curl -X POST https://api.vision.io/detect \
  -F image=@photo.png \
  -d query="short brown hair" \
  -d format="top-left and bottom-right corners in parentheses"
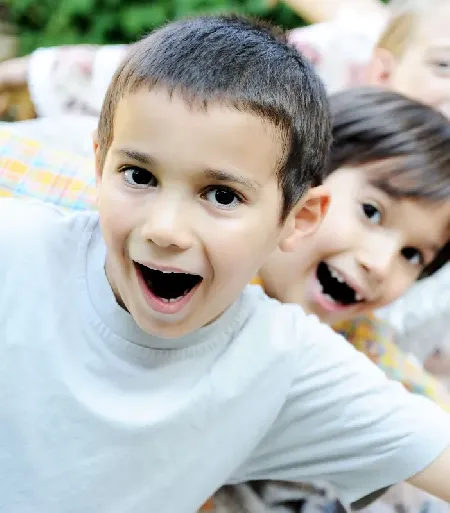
top-left (97, 15), bottom-right (331, 220)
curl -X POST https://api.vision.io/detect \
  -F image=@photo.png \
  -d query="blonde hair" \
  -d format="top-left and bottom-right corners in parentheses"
top-left (377, 0), bottom-right (447, 58)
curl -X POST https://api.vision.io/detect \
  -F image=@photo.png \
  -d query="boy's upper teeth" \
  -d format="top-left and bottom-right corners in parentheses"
top-left (150, 268), bottom-right (183, 274)
top-left (355, 292), bottom-right (363, 301)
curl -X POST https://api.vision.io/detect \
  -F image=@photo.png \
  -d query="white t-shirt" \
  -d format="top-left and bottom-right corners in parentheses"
top-left (1, 198), bottom-right (449, 513)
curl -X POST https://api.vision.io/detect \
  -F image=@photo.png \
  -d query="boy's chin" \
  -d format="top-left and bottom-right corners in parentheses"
top-left (133, 312), bottom-right (199, 340)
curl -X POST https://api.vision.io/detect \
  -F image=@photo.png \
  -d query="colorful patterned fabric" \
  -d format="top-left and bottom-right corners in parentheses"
top-left (0, 128), bottom-right (95, 210)
top-left (334, 316), bottom-right (450, 412)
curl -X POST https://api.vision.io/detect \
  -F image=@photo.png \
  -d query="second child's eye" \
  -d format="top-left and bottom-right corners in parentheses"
top-left (362, 202), bottom-right (382, 225)
top-left (402, 247), bottom-right (424, 266)
top-left (122, 167), bottom-right (157, 188)
top-left (203, 187), bottom-right (242, 209)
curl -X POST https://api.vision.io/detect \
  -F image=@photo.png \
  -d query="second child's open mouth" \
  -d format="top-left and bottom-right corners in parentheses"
top-left (316, 262), bottom-right (364, 307)
top-left (136, 263), bottom-right (203, 304)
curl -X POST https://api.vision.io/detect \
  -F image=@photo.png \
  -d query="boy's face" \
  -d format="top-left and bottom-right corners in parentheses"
top-left (94, 88), bottom-right (323, 338)
top-left (369, 4), bottom-right (450, 118)
top-left (260, 165), bottom-right (450, 326)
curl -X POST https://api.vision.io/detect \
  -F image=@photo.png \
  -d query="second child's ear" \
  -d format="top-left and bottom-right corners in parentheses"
top-left (366, 48), bottom-right (397, 86)
top-left (279, 185), bottom-right (330, 252)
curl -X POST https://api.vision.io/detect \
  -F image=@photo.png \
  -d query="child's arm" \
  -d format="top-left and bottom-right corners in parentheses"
top-left (408, 449), bottom-right (450, 500)
top-left (26, 44), bottom-right (127, 117)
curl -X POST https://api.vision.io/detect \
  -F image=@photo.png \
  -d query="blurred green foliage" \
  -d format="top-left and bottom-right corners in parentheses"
top-left (2, 0), bottom-right (306, 54)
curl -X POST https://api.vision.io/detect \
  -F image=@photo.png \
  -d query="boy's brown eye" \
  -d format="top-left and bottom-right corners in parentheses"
top-left (362, 203), bottom-right (382, 225)
top-left (203, 186), bottom-right (242, 209)
top-left (123, 167), bottom-right (157, 188)
top-left (214, 189), bottom-right (235, 205)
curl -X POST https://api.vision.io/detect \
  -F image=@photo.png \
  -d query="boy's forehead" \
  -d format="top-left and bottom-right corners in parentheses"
top-left (114, 87), bottom-right (283, 133)
top-left (110, 89), bottom-right (284, 181)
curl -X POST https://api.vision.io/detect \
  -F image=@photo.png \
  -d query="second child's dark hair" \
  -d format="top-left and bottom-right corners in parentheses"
top-left (328, 87), bottom-right (450, 277)
top-left (97, 14), bottom-right (331, 220)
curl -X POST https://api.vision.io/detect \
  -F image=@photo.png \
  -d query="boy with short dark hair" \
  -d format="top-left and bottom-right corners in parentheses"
top-left (1, 16), bottom-right (450, 513)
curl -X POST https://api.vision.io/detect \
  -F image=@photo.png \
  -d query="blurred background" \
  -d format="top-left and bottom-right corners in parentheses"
top-left (0, 0), bottom-right (320, 121)
top-left (0, 0), bottom-right (306, 59)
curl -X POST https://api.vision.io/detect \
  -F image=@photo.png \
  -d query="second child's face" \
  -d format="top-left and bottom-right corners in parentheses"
top-left (94, 88), bottom-right (321, 339)
top-left (260, 165), bottom-right (450, 326)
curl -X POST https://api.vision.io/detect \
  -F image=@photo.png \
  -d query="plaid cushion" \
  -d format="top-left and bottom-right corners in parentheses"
top-left (0, 128), bottom-right (95, 210)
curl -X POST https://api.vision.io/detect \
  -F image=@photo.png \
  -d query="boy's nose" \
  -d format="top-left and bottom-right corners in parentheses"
top-left (140, 199), bottom-right (193, 250)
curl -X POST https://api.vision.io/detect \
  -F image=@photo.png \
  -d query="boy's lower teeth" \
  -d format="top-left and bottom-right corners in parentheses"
top-left (160, 295), bottom-right (186, 303)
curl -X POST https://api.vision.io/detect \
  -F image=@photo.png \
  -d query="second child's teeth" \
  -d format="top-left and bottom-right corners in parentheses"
top-left (355, 293), bottom-right (363, 301)
top-left (330, 268), bottom-right (345, 283)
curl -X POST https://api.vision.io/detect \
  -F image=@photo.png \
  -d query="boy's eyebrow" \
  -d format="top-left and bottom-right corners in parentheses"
top-left (116, 149), bottom-right (156, 165)
top-left (204, 169), bottom-right (261, 192)
top-left (115, 149), bottom-right (262, 191)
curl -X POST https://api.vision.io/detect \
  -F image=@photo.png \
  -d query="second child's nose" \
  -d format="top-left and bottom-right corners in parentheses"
top-left (357, 235), bottom-right (399, 283)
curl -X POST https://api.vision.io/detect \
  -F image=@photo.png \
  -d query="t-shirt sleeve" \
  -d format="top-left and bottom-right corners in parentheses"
top-left (233, 313), bottom-right (450, 505)
top-left (0, 198), bottom-right (76, 278)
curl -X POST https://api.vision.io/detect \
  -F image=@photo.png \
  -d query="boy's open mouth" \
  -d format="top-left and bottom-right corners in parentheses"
top-left (136, 263), bottom-right (203, 303)
top-left (316, 262), bottom-right (363, 306)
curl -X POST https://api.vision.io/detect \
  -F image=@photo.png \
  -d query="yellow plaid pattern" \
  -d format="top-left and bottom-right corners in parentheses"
top-left (0, 128), bottom-right (96, 209)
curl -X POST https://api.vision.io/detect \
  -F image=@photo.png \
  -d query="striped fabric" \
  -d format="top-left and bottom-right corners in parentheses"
top-left (0, 128), bottom-right (96, 210)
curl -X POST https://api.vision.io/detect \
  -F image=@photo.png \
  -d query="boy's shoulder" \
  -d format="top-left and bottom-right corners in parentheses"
top-left (243, 284), bottom-right (344, 354)
top-left (1, 196), bottom-right (95, 232)
top-left (243, 285), bottom-right (392, 392)
top-left (0, 198), bottom-right (97, 266)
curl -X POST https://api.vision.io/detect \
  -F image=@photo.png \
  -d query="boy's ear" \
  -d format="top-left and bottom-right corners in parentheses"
top-left (279, 185), bottom-right (330, 253)
top-left (366, 48), bottom-right (397, 86)
top-left (92, 129), bottom-right (103, 187)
